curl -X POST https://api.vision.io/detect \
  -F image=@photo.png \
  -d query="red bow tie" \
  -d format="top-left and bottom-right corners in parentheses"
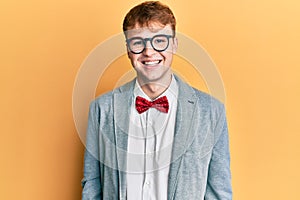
top-left (135, 96), bottom-right (169, 114)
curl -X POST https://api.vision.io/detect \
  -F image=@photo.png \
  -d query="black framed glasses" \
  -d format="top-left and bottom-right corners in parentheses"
top-left (126, 34), bottom-right (174, 54)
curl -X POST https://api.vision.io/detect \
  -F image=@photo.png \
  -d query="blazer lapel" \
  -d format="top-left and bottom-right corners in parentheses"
top-left (168, 76), bottom-right (199, 200)
top-left (113, 79), bottom-right (135, 200)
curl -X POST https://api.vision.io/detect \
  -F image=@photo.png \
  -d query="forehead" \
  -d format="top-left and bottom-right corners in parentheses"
top-left (126, 23), bottom-right (173, 38)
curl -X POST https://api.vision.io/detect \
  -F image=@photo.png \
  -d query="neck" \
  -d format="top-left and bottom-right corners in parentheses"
top-left (138, 75), bottom-right (172, 100)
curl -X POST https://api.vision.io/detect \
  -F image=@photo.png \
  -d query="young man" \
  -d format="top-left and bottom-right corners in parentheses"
top-left (82, 1), bottom-right (232, 199)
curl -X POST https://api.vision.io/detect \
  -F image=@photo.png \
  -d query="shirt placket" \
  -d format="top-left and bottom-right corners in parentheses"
top-left (142, 109), bottom-right (156, 200)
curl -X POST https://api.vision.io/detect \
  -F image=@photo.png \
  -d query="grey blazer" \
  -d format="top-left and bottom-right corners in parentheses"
top-left (82, 76), bottom-right (232, 200)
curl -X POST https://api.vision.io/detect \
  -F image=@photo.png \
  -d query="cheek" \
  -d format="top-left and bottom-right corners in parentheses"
top-left (128, 54), bottom-right (140, 68)
top-left (128, 53), bottom-right (137, 62)
top-left (161, 52), bottom-right (173, 62)
top-left (162, 45), bottom-right (175, 59)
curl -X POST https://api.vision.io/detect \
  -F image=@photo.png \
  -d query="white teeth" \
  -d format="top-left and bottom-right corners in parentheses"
top-left (144, 60), bottom-right (160, 65)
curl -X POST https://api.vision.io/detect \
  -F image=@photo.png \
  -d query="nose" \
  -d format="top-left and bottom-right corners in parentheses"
top-left (143, 40), bottom-right (156, 56)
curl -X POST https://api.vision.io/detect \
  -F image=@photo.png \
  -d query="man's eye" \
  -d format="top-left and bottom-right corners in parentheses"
top-left (132, 40), bottom-right (143, 46)
top-left (154, 38), bottom-right (166, 43)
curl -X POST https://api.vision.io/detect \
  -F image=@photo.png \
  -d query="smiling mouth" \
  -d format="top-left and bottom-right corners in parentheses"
top-left (141, 60), bottom-right (162, 66)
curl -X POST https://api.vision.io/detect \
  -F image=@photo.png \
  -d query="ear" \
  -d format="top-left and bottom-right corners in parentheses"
top-left (172, 37), bottom-right (178, 54)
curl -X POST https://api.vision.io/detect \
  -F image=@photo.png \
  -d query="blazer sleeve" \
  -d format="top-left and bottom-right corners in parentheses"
top-left (81, 101), bottom-right (102, 200)
top-left (205, 106), bottom-right (232, 200)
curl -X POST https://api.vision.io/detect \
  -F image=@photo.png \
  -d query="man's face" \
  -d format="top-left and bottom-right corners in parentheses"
top-left (126, 23), bottom-right (178, 84)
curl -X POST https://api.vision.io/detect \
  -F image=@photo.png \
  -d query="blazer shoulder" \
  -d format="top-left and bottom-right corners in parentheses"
top-left (191, 87), bottom-right (224, 110)
top-left (175, 75), bottom-right (224, 110)
top-left (90, 79), bottom-right (135, 108)
top-left (93, 91), bottom-right (114, 105)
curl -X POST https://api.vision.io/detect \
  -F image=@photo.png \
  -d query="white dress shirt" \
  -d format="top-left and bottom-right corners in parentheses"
top-left (126, 76), bottom-right (178, 200)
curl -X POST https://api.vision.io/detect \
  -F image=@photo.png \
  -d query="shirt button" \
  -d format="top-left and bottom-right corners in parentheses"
top-left (146, 181), bottom-right (150, 185)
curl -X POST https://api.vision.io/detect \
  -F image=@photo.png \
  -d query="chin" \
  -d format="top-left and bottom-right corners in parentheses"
top-left (139, 71), bottom-right (171, 84)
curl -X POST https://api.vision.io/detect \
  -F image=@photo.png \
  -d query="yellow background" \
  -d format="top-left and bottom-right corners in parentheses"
top-left (1, 0), bottom-right (300, 199)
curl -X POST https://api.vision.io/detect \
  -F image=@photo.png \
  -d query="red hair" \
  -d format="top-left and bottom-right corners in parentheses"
top-left (123, 1), bottom-right (176, 35)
